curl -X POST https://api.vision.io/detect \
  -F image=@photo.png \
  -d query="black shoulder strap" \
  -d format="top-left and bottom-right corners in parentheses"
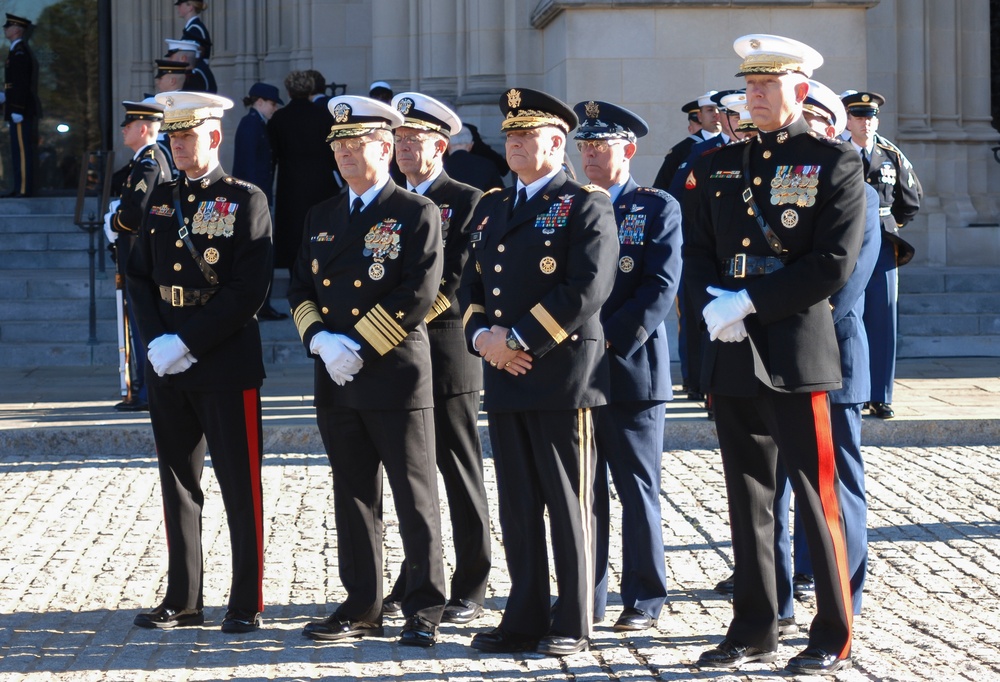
top-left (742, 142), bottom-right (785, 256)
top-left (172, 182), bottom-right (219, 286)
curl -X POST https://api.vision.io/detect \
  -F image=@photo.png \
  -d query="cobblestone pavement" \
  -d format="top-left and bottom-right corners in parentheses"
top-left (1, 440), bottom-right (998, 681)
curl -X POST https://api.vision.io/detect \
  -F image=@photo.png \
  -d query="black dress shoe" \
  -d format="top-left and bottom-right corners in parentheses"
top-left (714, 572), bottom-right (734, 595)
top-left (133, 603), bottom-right (204, 629)
top-left (786, 647), bottom-right (852, 674)
top-left (221, 609), bottom-right (261, 633)
top-left (470, 627), bottom-right (539, 653)
top-left (778, 617), bottom-right (798, 636)
top-left (697, 638), bottom-right (777, 668)
top-left (613, 607), bottom-right (655, 632)
top-left (793, 573), bottom-right (815, 599)
top-left (442, 598), bottom-right (482, 624)
top-left (399, 614), bottom-right (436, 647)
top-left (870, 401), bottom-right (894, 419)
top-left (536, 634), bottom-right (589, 656)
top-left (382, 598), bottom-right (402, 615)
top-left (302, 614), bottom-right (384, 641)
top-left (257, 305), bottom-right (289, 321)
top-left (114, 398), bottom-right (149, 412)
top-left (687, 391), bottom-right (705, 402)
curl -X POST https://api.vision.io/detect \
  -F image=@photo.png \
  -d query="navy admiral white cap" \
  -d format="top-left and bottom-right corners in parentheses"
top-left (120, 97), bottom-right (165, 127)
top-left (572, 100), bottom-right (648, 140)
top-left (326, 95), bottom-right (404, 142)
top-left (719, 92), bottom-right (756, 132)
top-left (391, 92), bottom-right (461, 137)
top-left (710, 89), bottom-right (744, 112)
top-left (165, 38), bottom-right (201, 54)
top-left (499, 87), bottom-right (578, 134)
top-left (840, 90), bottom-right (885, 118)
top-left (805, 80), bottom-right (848, 136)
top-left (155, 91), bottom-right (234, 131)
top-left (733, 34), bottom-right (823, 78)
top-left (696, 90), bottom-right (719, 108)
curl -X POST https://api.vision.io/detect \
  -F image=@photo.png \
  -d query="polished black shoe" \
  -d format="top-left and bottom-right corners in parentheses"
top-left (302, 614), bottom-right (384, 641)
top-left (697, 638), bottom-right (777, 668)
top-left (221, 609), bottom-right (261, 633)
top-left (257, 305), bottom-right (289, 321)
top-left (786, 647), bottom-right (852, 674)
top-left (536, 634), bottom-right (589, 656)
top-left (399, 614), bottom-right (436, 647)
top-left (714, 573), bottom-right (734, 595)
top-left (442, 598), bottom-right (482, 624)
top-left (793, 573), bottom-right (815, 599)
top-left (114, 397), bottom-right (149, 412)
top-left (870, 401), bottom-right (894, 419)
top-left (381, 598), bottom-right (402, 615)
top-left (133, 603), bottom-right (204, 629)
top-left (613, 607), bottom-right (655, 632)
top-left (778, 617), bottom-right (798, 636)
top-left (687, 391), bottom-right (705, 402)
top-left (470, 627), bottom-right (539, 653)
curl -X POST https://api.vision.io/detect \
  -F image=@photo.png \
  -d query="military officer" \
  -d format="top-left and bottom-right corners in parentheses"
top-left (652, 92), bottom-right (721, 192)
top-left (2, 13), bottom-right (39, 197)
top-left (380, 92), bottom-right (490, 626)
top-left (176, 0), bottom-right (212, 61)
top-left (459, 88), bottom-right (618, 656)
top-left (127, 91), bottom-right (272, 634)
top-left (288, 95), bottom-right (447, 648)
top-left (841, 90), bottom-right (921, 419)
top-left (165, 39), bottom-right (216, 94)
top-left (107, 98), bottom-right (173, 412)
top-left (572, 100), bottom-right (682, 631)
top-left (683, 35), bottom-right (864, 675)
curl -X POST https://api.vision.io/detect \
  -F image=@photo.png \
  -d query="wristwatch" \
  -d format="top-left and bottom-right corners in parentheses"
top-left (505, 329), bottom-right (524, 351)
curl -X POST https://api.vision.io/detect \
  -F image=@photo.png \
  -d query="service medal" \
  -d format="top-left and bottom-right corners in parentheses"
top-left (781, 209), bottom-right (799, 228)
top-left (619, 256), bottom-right (635, 273)
top-left (203, 247), bottom-right (220, 264)
top-left (539, 257), bottom-right (556, 274)
top-left (369, 262), bottom-right (385, 280)
top-left (311, 259), bottom-right (319, 274)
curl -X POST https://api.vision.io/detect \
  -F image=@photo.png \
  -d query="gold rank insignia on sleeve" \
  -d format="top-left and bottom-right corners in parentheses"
top-left (292, 300), bottom-right (324, 342)
top-left (462, 303), bottom-right (486, 327)
top-left (530, 303), bottom-right (568, 344)
top-left (424, 291), bottom-right (452, 324)
top-left (355, 304), bottom-right (407, 355)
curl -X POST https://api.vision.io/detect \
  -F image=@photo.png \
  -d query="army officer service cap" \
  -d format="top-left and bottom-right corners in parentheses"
top-left (3, 13), bottom-right (31, 28)
top-left (120, 98), bottom-right (165, 127)
top-left (733, 34), bottom-right (823, 78)
top-left (326, 95), bottom-right (404, 142)
top-left (572, 100), bottom-right (648, 140)
top-left (499, 88), bottom-right (578, 134)
top-left (155, 59), bottom-right (190, 79)
top-left (840, 90), bottom-right (884, 118)
top-left (805, 80), bottom-right (848, 136)
top-left (156, 91), bottom-right (234, 132)
top-left (392, 92), bottom-right (462, 137)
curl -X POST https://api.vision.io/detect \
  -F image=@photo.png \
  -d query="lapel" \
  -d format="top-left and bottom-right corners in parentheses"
top-left (500, 170), bottom-right (568, 242)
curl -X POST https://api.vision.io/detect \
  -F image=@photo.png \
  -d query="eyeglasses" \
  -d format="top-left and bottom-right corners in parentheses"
top-left (331, 137), bottom-right (376, 152)
top-left (393, 134), bottom-right (431, 146)
top-left (576, 140), bottom-right (622, 153)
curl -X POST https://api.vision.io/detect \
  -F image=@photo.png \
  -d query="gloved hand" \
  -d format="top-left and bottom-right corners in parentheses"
top-left (102, 199), bottom-right (121, 244)
top-left (310, 332), bottom-right (364, 382)
top-left (147, 334), bottom-right (191, 377)
top-left (714, 319), bottom-right (748, 343)
top-left (162, 352), bottom-right (198, 375)
top-left (11, 113), bottom-right (23, 124)
top-left (703, 286), bottom-right (755, 341)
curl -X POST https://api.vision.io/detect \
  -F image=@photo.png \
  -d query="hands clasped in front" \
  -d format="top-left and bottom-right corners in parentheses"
top-left (702, 286), bottom-right (755, 343)
top-left (476, 325), bottom-right (532, 375)
top-left (148, 334), bottom-right (198, 376)
top-left (310, 331), bottom-right (364, 386)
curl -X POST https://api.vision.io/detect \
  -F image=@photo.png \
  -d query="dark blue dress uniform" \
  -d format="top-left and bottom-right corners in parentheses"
top-left (3, 14), bottom-right (39, 197)
top-left (287, 95), bottom-right (447, 636)
top-left (684, 71), bottom-right (864, 670)
top-left (127, 94), bottom-right (272, 623)
top-left (181, 14), bottom-right (216, 93)
top-left (572, 100), bottom-right (682, 628)
top-left (651, 98), bottom-right (711, 191)
top-left (459, 88), bottom-right (619, 651)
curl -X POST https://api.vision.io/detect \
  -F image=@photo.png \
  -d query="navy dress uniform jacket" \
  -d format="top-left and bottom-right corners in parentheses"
top-left (288, 180), bottom-right (443, 410)
top-left (683, 117), bottom-right (866, 396)
top-left (458, 171), bottom-right (619, 412)
top-left (182, 16), bottom-right (212, 60)
top-left (603, 178), bottom-right (681, 403)
top-left (126, 166), bottom-right (272, 390)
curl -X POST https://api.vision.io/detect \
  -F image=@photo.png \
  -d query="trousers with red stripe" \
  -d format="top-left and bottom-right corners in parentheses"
top-left (148, 384), bottom-right (265, 614)
top-left (714, 390), bottom-right (853, 657)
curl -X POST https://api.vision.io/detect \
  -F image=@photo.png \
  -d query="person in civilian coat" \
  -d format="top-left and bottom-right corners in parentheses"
top-left (571, 100), bottom-right (681, 632)
top-left (444, 125), bottom-right (505, 192)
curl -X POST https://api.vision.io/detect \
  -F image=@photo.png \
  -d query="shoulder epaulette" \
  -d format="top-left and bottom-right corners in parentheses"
top-left (636, 186), bottom-right (670, 201)
top-left (224, 176), bottom-right (259, 193)
top-left (581, 184), bottom-right (610, 196)
top-left (482, 187), bottom-right (502, 196)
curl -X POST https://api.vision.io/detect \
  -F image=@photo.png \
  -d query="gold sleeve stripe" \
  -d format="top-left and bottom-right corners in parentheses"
top-left (292, 300), bottom-right (323, 342)
top-left (462, 303), bottom-right (486, 327)
top-left (424, 291), bottom-right (451, 324)
top-left (530, 303), bottom-right (568, 344)
top-left (355, 304), bottom-right (406, 356)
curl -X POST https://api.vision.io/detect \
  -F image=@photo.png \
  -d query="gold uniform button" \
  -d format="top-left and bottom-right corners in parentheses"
top-left (321, 306), bottom-right (329, 314)
top-left (323, 279), bottom-right (331, 287)
top-left (184, 217), bottom-right (190, 224)
top-left (762, 150), bottom-right (772, 159)
top-left (175, 240), bottom-right (183, 248)
top-left (492, 288), bottom-right (501, 296)
top-left (173, 263), bottom-right (181, 271)
top-left (150, 228), bottom-right (156, 234)
top-left (742, 238), bottom-right (751, 247)
top-left (570, 333), bottom-right (579, 342)
top-left (497, 244), bottom-right (505, 253)
top-left (715, 191), bottom-right (721, 197)
top-left (494, 264), bottom-right (502, 273)
top-left (753, 177), bottom-right (762, 186)
top-left (351, 308), bottom-right (359, 316)
top-left (494, 309), bottom-right (502, 318)
top-left (747, 208), bottom-right (754, 216)
top-left (188, 194), bottom-right (195, 202)
top-left (354, 280), bottom-right (362, 288)
top-left (544, 240), bottom-right (552, 246)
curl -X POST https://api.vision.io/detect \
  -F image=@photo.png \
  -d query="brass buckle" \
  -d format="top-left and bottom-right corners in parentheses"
top-left (170, 285), bottom-right (184, 307)
top-left (733, 253), bottom-right (747, 279)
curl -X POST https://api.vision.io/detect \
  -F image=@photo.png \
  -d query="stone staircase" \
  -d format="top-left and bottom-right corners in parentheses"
top-left (0, 198), bottom-right (997, 367)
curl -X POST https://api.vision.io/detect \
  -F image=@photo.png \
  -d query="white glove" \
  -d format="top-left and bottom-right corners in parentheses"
top-left (162, 352), bottom-right (198, 375)
top-left (714, 319), bottom-right (748, 343)
top-left (310, 332), bottom-right (364, 382)
top-left (147, 334), bottom-right (191, 377)
top-left (11, 113), bottom-right (23, 124)
top-left (102, 199), bottom-right (121, 244)
top-left (703, 286), bottom-right (755, 341)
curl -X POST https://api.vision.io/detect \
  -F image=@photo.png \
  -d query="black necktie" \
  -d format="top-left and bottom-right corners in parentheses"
top-left (861, 149), bottom-right (870, 175)
top-left (515, 187), bottom-right (527, 209)
top-left (351, 197), bottom-right (363, 214)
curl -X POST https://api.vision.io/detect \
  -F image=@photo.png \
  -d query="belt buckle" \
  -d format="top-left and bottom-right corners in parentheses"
top-left (733, 253), bottom-right (747, 279)
top-left (170, 285), bottom-right (184, 307)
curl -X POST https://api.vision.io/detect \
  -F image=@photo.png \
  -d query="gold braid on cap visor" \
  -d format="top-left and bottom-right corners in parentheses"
top-left (325, 121), bottom-right (391, 142)
top-left (501, 110), bottom-right (569, 132)
top-left (736, 54), bottom-right (808, 76)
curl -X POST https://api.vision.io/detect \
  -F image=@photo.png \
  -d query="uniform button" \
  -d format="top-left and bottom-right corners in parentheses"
top-left (747, 208), bottom-right (754, 216)
top-left (354, 280), bottom-right (362, 288)
top-left (150, 228), bottom-right (156, 234)
top-left (321, 306), bottom-right (329, 314)
top-left (544, 240), bottom-right (552, 246)
top-left (497, 244), bottom-right (505, 253)
top-left (715, 191), bottom-right (721, 197)
top-left (173, 263), bottom-right (181, 271)
top-left (570, 333), bottom-right (579, 341)
top-left (352, 308), bottom-right (359, 316)
top-left (492, 288), bottom-right (501, 296)
top-left (323, 279), bottom-right (331, 287)
top-left (742, 238), bottom-right (751, 247)
top-left (494, 309), bottom-right (502, 318)
top-left (175, 240), bottom-right (183, 248)
top-left (494, 264), bottom-right (502, 273)
top-left (763, 150), bottom-right (772, 159)
top-left (188, 194), bottom-right (196, 202)
top-left (867, 178), bottom-right (872, 183)
top-left (753, 177), bottom-right (762, 186)
top-left (184, 217), bottom-right (190, 224)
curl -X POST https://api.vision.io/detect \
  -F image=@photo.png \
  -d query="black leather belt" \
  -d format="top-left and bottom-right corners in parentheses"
top-left (159, 284), bottom-right (219, 307)
top-left (722, 254), bottom-right (784, 278)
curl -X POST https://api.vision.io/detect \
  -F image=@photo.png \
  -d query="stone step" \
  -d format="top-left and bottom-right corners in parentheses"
top-left (899, 266), bottom-right (1000, 293)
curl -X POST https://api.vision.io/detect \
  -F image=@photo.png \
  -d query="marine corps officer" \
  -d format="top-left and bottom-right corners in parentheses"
top-left (459, 88), bottom-right (618, 656)
top-left (682, 35), bottom-right (864, 675)
top-left (572, 99), bottom-right (682, 632)
top-left (127, 91), bottom-right (272, 634)
top-left (288, 95), bottom-right (447, 648)
top-left (380, 92), bottom-right (490, 626)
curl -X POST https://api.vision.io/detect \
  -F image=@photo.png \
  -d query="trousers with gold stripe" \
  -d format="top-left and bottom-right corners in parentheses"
top-left (714, 390), bottom-right (853, 658)
top-left (487, 407), bottom-right (597, 641)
